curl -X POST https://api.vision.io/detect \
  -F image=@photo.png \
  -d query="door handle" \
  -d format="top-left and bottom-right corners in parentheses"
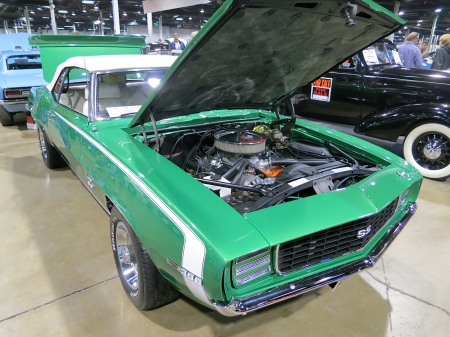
top-left (46, 111), bottom-right (55, 119)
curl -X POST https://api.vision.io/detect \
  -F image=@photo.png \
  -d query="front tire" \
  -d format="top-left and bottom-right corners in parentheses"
top-left (110, 207), bottom-right (180, 310)
top-left (37, 127), bottom-right (67, 169)
top-left (403, 123), bottom-right (450, 179)
top-left (0, 106), bottom-right (13, 126)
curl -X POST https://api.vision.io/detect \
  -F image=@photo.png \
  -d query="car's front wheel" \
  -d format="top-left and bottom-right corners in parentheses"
top-left (403, 123), bottom-right (450, 179)
top-left (0, 106), bottom-right (13, 126)
top-left (37, 128), bottom-right (67, 169)
top-left (110, 206), bottom-right (180, 310)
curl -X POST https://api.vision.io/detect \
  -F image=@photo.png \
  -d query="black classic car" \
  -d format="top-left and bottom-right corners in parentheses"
top-left (295, 39), bottom-right (450, 180)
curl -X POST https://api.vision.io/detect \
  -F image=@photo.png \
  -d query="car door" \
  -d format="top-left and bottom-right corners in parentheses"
top-left (296, 58), bottom-right (364, 125)
top-left (46, 67), bottom-right (108, 205)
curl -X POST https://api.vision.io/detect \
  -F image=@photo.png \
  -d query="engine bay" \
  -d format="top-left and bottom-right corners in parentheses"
top-left (149, 118), bottom-right (381, 214)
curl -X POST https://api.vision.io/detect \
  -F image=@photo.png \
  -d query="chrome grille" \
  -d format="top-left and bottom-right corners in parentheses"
top-left (277, 198), bottom-right (399, 274)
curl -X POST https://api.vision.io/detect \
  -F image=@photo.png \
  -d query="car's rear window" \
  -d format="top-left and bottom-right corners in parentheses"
top-left (6, 55), bottom-right (42, 70)
top-left (362, 43), bottom-right (401, 66)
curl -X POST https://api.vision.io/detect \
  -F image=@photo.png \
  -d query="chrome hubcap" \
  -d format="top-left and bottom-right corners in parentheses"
top-left (413, 132), bottom-right (450, 171)
top-left (116, 222), bottom-right (138, 290)
top-left (423, 143), bottom-right (442, 160)
top-left (37, 129), bottom-right (47, 161)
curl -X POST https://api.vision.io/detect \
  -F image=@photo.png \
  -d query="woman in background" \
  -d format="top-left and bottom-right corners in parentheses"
top-left (431, 34), bottom-right (450, 70)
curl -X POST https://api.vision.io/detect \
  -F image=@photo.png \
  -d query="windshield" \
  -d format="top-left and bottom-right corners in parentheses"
top-left (95, 69), bottom-right (167, 120)
top-left (6, 54), bottom-right (42, 70)
top-left (361, 43), bottom-right (401, 66)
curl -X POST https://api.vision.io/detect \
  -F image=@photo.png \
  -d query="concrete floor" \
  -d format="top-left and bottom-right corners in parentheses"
top-left (0, 122), bottom-right (449, 337)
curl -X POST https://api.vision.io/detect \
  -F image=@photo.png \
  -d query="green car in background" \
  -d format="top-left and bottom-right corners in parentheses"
top-left (29, 0), bottom-right (421, 316)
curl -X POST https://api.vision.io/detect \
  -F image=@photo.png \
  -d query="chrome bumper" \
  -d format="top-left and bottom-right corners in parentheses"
top-left (213, 203), bottom-right (417, 317)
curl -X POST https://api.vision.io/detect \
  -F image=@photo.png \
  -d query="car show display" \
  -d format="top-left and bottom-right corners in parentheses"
top-left (26, 0), bottom-right (424, 316)
top-left (297, 39), bottom-right (450, 180)
top-left (0, 33), bottom-right (47, 126)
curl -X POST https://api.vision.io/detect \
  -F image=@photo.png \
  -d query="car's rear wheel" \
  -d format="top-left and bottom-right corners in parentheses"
top-left (403, 123), bottom-right (450, 179)
top-left (37, 127), bottom-right (67, 169)
top-left (110, 206), bottom-right (180, 310)
top-left (0, 106), bottom-right (13, 126)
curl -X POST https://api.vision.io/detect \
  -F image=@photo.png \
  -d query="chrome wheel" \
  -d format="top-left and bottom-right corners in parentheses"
top-left (412, 132), bottom-right (450, 171)
top-left (404, 123), bottom-right (450, 179)
top-left (115, 221), bottom-right (139, 290)
top-left (37, 128), bottom-right (48, 161)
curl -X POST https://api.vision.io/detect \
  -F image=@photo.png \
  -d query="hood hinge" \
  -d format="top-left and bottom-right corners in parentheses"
top-left (148, 110), bottom-right (161, 152)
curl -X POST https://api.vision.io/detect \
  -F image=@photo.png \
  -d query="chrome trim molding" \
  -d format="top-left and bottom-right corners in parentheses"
top-left (213, 203), bottom-right (417, 317)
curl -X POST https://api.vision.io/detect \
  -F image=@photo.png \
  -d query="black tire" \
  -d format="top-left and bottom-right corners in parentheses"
top-left (0, 106), bottom-right (13, 126)
top-left (403, 123), bottom-right (450, 179)
top-left (110, 206), bottom-right (180, 310)
top-left (37, 127), bottom-right (67, 169)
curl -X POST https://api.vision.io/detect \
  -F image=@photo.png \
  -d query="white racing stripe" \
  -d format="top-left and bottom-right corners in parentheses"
top-left (53, 113), bottom-right (210, 305)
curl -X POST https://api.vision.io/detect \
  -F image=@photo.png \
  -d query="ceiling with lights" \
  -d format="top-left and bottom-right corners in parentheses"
top-left (0, 0), bottom-right (222, 33)
top-left (0, 1), bottom-right (448, 38)
top-left (376, 0), bottom-right (450, 39)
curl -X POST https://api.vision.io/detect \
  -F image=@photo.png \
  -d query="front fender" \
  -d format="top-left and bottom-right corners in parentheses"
top-left (355, 103), bottom-right (450, 142)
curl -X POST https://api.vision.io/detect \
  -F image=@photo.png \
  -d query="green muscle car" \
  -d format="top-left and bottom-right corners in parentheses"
top-left (29, 0), bottom-right (422, 316)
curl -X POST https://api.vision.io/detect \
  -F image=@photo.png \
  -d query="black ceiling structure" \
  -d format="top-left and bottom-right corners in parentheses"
top-left (0, 0), bottom-right (222, 33)
top-left (375, 0), bottom-right (450, 39)
top-left (0, 1), bottom-right (448, 37)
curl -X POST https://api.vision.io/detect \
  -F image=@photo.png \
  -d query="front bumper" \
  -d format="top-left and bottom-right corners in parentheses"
top-left (213, 202), bottom-right (417, 316)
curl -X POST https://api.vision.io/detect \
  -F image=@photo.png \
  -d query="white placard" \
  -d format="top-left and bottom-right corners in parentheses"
top-left (362, 48), bottom-right (379, 64)
top-left (392, 50), bottom-right (402, 65)
top-left (106, 106), bottom-right (141, 118)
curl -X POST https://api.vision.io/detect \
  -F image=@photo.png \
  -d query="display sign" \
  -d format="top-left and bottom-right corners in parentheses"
top-left (310, 77), bottom-right (333, 102)
top-left (362, 48), bottom-right (379, 64)
top-left (392, 50), bottom-right (402, 65)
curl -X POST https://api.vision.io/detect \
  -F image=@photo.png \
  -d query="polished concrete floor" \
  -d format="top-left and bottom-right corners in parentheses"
top-left (1, 122), bottom-right (449, 337)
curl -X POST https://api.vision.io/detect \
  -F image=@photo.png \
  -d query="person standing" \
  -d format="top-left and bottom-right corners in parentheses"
top-left (431, 34), bottom-right (450, 71)
top-left (398, 32), bottom-right (422, 68)
top-left (420, 40), bottom-right (429, 60)
top-left (169, 33), bottom-right (185, 51)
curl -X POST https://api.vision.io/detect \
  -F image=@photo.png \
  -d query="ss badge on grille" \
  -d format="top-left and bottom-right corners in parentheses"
top-left (356, 226), bottom-right (372, 239)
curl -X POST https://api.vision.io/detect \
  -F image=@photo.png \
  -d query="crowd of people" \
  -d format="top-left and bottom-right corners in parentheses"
top-left (398, 32), bottom-right (450, 71)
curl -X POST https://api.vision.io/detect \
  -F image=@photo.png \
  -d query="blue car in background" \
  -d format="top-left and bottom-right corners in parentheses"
top-left (0, 33), bottom-right (47, 126)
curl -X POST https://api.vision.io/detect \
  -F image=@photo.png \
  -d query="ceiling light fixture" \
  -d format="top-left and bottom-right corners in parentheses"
top-left (435, 9), bottom-right (442, 13)
top-left (189, 16), bottom-right (192, 20)
top-left (398, 11), bottom-right (404, 15)
top-left (200, 8), bottom-right (204, 13)
top-left (72, 11), bottom-right (76, 16)
top-left (123, 12), bottom-right (127, 16)
top-left (30, 9), bottom-right (35, 14)
top-left (82, 7), bottom-right (87, 13)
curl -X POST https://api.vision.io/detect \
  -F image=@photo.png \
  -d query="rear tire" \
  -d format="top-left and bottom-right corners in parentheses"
top-left (110, 206), bottom-right (180, 310)
top-left (403, 123), bottom-right (450, 179)
top-left (0, 106), bottom-right (13, 126)
top-left (37, 127), bottom-right (67, 169)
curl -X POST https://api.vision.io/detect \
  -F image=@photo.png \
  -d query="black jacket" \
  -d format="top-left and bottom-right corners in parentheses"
top-left (431, 45), bottom-right (450, 70)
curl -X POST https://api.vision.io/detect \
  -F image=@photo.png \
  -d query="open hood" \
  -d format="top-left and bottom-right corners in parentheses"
top-left (130, 0), bottom-right (403, 128)
top-left (29, 35), bottom-right (146, 83)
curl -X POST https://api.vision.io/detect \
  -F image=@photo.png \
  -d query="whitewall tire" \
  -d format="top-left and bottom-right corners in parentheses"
top-left (403, 123), bottom-right (450, 179)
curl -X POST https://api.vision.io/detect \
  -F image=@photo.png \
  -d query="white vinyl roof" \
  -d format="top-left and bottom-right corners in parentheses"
top-left (47, 54), bottom-right (176, 89)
